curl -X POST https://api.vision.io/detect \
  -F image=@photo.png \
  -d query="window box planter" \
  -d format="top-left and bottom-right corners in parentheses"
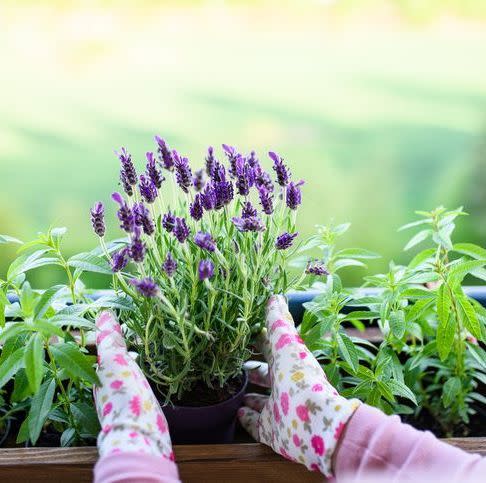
top-left (1, 289), bottom-right (485, 481)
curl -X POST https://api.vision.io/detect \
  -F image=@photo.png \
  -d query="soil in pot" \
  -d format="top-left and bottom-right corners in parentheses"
top-left (160, 372), bottom-right (248, 445)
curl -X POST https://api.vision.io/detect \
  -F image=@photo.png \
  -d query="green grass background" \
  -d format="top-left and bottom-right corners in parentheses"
top-left (1, 1), bottom-right (486, 286)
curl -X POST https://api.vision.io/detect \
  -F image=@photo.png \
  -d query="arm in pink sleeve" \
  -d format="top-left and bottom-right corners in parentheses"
top-left (335, 404), bottom-right (486, 482)
top-left (94, 452), bottom-right (181, 483)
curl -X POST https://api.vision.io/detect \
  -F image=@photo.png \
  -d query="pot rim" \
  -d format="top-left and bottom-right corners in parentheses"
top-left (165, 370), bottom-right (249, 411)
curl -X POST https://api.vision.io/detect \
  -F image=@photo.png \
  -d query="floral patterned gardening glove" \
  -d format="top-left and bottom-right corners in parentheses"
top-left (238, 295), bottom-right (360, 477)
top-left (94, 310), bottom-right (174, 461)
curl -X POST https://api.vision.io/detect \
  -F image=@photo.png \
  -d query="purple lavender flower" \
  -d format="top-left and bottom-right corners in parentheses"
top-left (139, 174), bottom-right (158, 204)
top-left (129, 227), bottom-right (145, 263)
top-left (222, 144), bottom-right (239, 178)
top-left (112, 192), bottom-right (134, 232)
top-left (235, 157), bottom-right (250, 196)
top-left (275, 232), bottom-right (298, 250)
top-left (162, 252), bottom-right (177, 277)
top-left (258, 186), bottom-right (274, 215)
top-left (146, 152), bottom-right (165, 189)
top-left (120, 170), bottom-right (134, 197)
top-left (116, 147), bottom-right (138, 186)
top-left (305, 260), bottom-right (329, 276)
top-left (247, 150), bottom-right (258, 168)
top-left (205, 146), bottom-right (216, 178)
top-left (133, 202), bottom-right (155, 236)
top-left (193, 169), bottom-right (205, 192)
top-left (201, 183), bottom-right (216, 210)
top-left (194, 231), bottom-right (216, 252)
top-left (173, 217), bottom-right (190, 243)
top-left (90, 202), bottom-right (105, 237)
top-left (286, 180), bottom-right (304, 210)
top-left (189, 193), bottom-right (204, 221)
top-left (212, 162), bottom-right (226, 183)
top-left (255, 167), bottom-right (274, 193)
top-left (162, 211), bottom-right (176, 233)
top-left (242, 201), bottom-right (258, 219)
top-left (155, 136), bottom-right (174, 171)
top-left (198, 259), bottom-right (214, 280)
top-left (130, 277), bottom-right (159, 297)
top-left (111, 247), bottom-right (130, 272)
top-left (269, 151), bottom-right (290, 187)
top-left (173, 150), bottom-right (192, 193)
top-left (232, 216), bottom-right (265, 232)
top-left (214, 180), bottom-right (234, 209)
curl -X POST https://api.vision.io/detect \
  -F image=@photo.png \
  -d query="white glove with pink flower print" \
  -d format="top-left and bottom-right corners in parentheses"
top-left (94, 310), bottom-right (174, 461)
top-left (238, 295), bottom-right (360, 477)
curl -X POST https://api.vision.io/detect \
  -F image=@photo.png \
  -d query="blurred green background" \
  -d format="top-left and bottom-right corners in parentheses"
top-left (1, 0), bottom-right (486, 287)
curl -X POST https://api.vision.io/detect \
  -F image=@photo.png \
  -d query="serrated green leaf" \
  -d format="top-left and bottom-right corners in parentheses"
top-left (341, 311), bottom-right (379, 321)
top-left (404, 229), bottom-right (431, 251)
top-left (442, 377), bottom-right (461, 407)
top-left (456, 293), bottom-right (482, 340)
top-left (334, 258), bottom-right (366, 271)
top-left (387, 379), bottom-right (417, 405)
top-left (24, 333), bottom-right (45, 393)
top-left (60, 428), bottom-right (77, 447)
top-left (67, 253), bottom-right (112, 275)
top-left (448, 259), bottom-right (486, 288)
top-left (436, 284), bottom-right (455, 360)
top-left (406, 298), bottom-right (434, 323)
top-left (377, 380), bottom-right (395, 404)
top-left (401, 287), bottom-right (435, 299)
top-left (48, 315), bottom-right (95, 330)
top-left (28, 378), bottom-right (55, 444)
top-left (389, 309), bottom-right (405, 339)
top-left (408, 248), bottom-right (436, 269)
top-left (7, 250), bottom-right (60, 282)
top-left (90, 295), bottom-right (133, 311)
top-left (398, 218), bottom-right (432, 231)
top-left (336, 332), bottom-right (359, 373)
top-left (34, 285), bottom-right (67, 321)
top-left (50, 343), bottom-right (99, 385)
top-left (467, 343), bottom-right (486, 370)
top-left (0, 346), bottom-right (25, 389)
top-left (453, 243), bottom-right (486, 260)
top-left (33, 319), bottom-right (66, 338)
top-left (71, 402), bottom-right (100, 438)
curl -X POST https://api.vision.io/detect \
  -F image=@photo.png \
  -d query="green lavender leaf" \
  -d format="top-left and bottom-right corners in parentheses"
top-left (442, 377), bottom-right (461, 408)
top-left (28, 378), bottom-right (55, 444)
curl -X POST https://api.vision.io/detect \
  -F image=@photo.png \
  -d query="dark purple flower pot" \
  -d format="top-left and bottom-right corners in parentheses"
top-left (162, 372), bottom-right (248, 444)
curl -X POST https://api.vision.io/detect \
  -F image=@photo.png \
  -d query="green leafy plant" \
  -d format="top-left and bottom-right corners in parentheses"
top-left (299, 208), bottom-right (486, 435)
top-left (0, 228), bottom-right (131, 446)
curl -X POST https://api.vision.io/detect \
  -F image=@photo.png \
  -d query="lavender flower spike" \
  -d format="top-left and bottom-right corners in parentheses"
top-left (205, 146), bottom-right (216, 178)
top-left (235, 156), bottom-right (250, 196)
top-left (90, 201), bottom-right (105, 237)
top-left (129, 226), bottom-right (146, 263)
top-left (155, 136), bottom-right (174, 171)
top-left (275, 232), bottom-right (298, 250)
top-left (190, 193), bottom-right (204, 221)
top-left (111, 247), bottom-right (130, 272)
top-left (269, 151), bottom-right (290, 187)
top-left (232, 216), bottom-right (265, 233)
top-left (286, 180), bottom-right (304, 210)
top-left (116, 147), bottom-right (138, 186)
top-left (305, 260), bottom-right (329, 276)
top-left (112, 192), bottom-right (134, 232)
top-left (130, 277), bottom-right (159, 297)
top-left (193, 169), bottom-right (205, 192)
top-left (162, 211), bottom-right (176, 233)
top-left (201, 183), bottom-right (216, 210)
top-left (173, 217), bottom-right (190, 243)
top-left (139, 174), bottom-right (158, 204)
top-left (198, 259), bottom-right (215, 280)
top-left (242, 201), bottom-right (258, 219)
top-left (173, 150), bottom-right (192, 193)
top-left (258, 186), bottom-right (274, 215)
top-left (162, 252), bottom-right (177, 277)
top-left (194, 231), bottom-right (216, 252)
top-left (133, 202), bottom-right (155, 236)
top-left (146, 152), bottom-right (165, 189)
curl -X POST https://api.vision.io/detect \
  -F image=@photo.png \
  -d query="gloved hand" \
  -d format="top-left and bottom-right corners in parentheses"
top-left (94, 310), bottom-right (174, 461)
top-left (238, 295), bottom-right (360, 477)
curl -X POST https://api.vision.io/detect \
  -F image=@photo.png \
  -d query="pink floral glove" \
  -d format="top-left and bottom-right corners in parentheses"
top-left (94, 310), bottom-right (174, 461)
top-left (238, 295), bottom-right (360, 477)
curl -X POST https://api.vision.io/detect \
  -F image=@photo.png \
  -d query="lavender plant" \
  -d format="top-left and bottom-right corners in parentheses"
top-left (91, 139), bottom-right (305, 402)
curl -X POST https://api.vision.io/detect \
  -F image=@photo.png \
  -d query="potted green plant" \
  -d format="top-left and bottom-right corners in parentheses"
top-left (89, 139), bottom-right (306, 443)
top-left (298, 207), bottom-right (486, 437)
top-left (0, 228), bottom-right (130, 447)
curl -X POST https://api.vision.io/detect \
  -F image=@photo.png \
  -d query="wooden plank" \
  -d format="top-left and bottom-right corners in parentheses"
top-left (0, 439), bottom-right (485, 482)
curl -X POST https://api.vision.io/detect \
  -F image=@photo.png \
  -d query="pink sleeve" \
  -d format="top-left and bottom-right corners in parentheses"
top-left (94, 452), bottom-right (181, 483)
top-left (334, 404), bottom-right (486, 482)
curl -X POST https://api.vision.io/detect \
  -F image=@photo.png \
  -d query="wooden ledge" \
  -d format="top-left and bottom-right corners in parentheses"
top-left (0, 439), bottom-right (484, 482)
